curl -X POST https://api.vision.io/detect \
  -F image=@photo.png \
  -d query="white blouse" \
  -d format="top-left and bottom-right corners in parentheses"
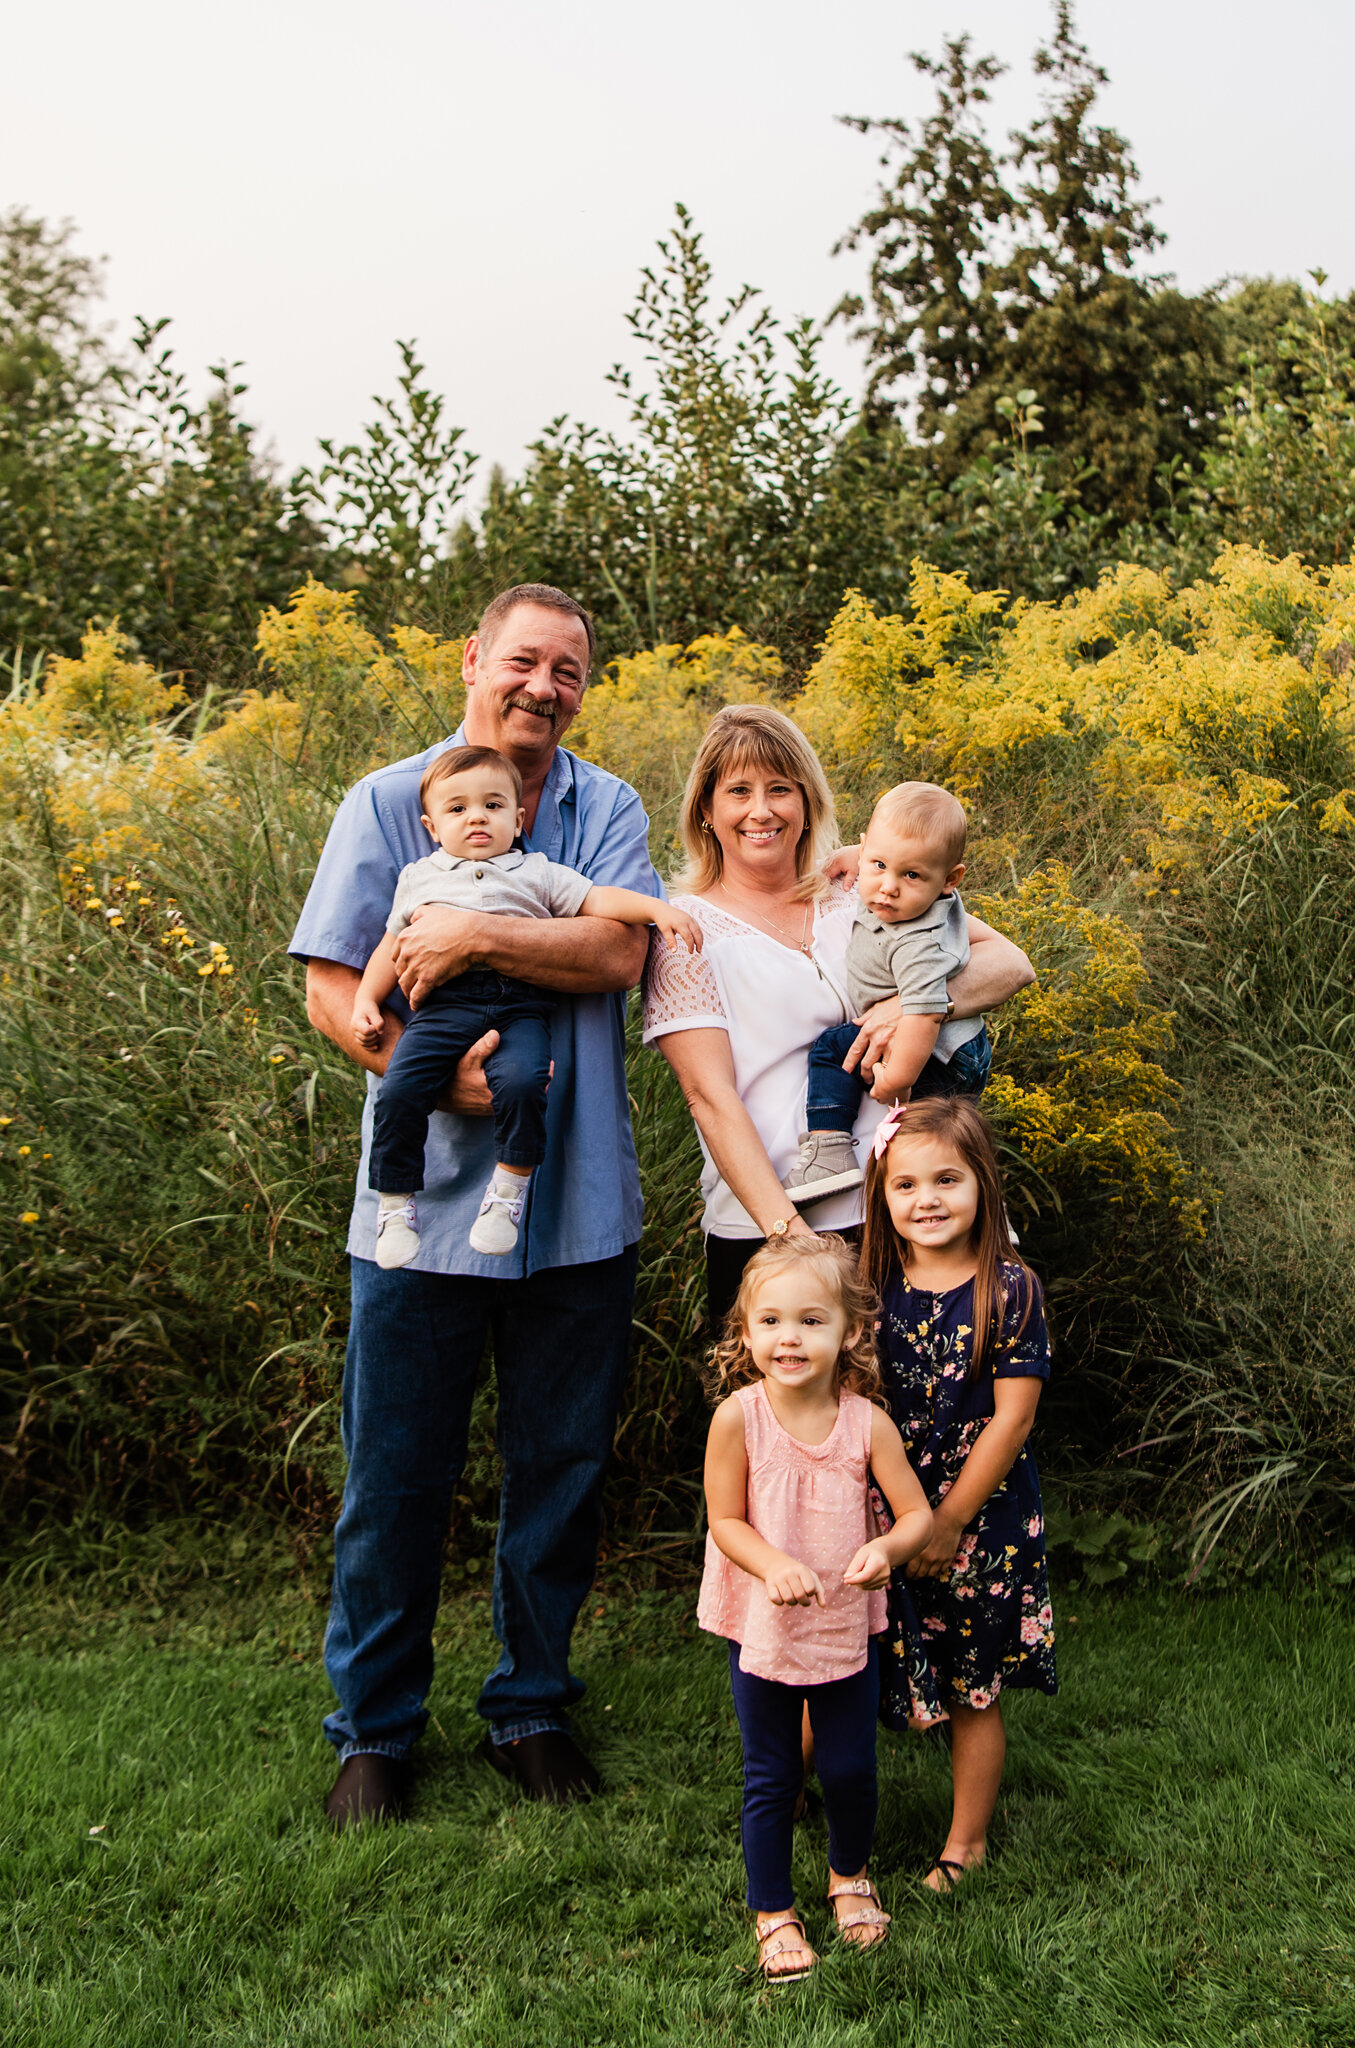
top-left (641, 883), bottom-right (887, 1239)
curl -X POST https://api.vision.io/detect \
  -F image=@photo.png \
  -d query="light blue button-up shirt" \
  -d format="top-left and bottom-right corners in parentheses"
top-left (289, 731), bottom-right (660, 1277)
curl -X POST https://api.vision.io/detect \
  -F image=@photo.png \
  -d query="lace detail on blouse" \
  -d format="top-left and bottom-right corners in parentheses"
top-left (642, 897), bottom-right (728, 1031)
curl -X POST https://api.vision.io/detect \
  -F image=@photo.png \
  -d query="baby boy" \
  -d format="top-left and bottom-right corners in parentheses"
top-left (784, 781), bottom-right (991, 1205)
top-left (353, 744), bottom-right (698, 1267)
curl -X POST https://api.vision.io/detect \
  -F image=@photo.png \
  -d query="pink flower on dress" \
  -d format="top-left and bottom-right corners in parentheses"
top-left (1019, 1615), bottom-right (1044, 1647)
top-left (1037, 1603), bottom-right (1053, 1629)
top-left (1026, 1514), bottom-right (1043, 1537)
top-left (967, 1686), bottom-right (995, 1710)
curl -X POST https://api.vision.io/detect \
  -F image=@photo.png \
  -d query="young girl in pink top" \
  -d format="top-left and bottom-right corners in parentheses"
top-left (699, 1235), bottom-right (933, 1983)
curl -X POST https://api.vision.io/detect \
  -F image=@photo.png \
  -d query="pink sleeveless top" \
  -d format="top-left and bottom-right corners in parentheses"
top-left (697, 1383), bottom-right (887, 1684)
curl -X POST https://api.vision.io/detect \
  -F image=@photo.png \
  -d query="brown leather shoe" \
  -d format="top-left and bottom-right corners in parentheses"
top-left (478, 1730), bottom-right (600, 1804)
top-left (324, 1752), bottom-right (410, 1829)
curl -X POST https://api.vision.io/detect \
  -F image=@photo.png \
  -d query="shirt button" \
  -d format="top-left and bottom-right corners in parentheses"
top-left (475, 867), bottom-right (484, 879)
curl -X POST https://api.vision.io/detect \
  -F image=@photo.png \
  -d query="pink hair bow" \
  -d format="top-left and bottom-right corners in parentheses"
top-left (872, 1101), bottom-right (909, 1160)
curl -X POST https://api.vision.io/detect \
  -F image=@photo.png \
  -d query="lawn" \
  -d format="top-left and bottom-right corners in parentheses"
top-left (2, 1576), bottom-right (1352, 2047)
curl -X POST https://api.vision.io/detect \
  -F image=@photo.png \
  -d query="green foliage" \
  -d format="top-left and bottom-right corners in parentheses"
top-left (300, 339), bottom-right (478, 631)
top-left (834, 9), bottom-right (1227, 525)
top-left (0, 216), bottom-right (328, 677)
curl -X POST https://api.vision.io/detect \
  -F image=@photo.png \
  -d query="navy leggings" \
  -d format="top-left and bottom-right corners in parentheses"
top-left (728, 1639), bottom-right (880, 1912)
top-left (369, 970), bottom-right (555, 1190)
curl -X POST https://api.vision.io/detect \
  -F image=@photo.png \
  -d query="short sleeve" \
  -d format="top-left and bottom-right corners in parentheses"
top-left (539, 859), bottom-right (599, 918)
top-left (383, 866), bottom-right (418, 937)
top-left (993, 1265), bottom-right (1051, 1381)
top-left (290, 779), bottom-right (403, 972)
top-left (642, 916), bottom-right (727, 1040)
top-left (888, 929), bottom-right (957, 1016)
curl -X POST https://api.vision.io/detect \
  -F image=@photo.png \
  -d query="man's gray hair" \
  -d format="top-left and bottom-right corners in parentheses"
top-left (477, 584), bottom-right (596, 673)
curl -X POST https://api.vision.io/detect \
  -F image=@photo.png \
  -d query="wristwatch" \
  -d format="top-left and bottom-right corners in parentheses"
top-left (767, 1218), bottom-right (791, 1239)
top-left (944, 996), bottom-right (956, 1022)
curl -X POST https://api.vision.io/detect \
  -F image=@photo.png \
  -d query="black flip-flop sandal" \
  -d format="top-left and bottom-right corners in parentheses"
top-left (926, 1857), bottom-right (969, 1892)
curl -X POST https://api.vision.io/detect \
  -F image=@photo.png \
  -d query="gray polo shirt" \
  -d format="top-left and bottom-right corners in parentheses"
top-left (846, 889), bottom-right (983, 1064)
top-left (386, 845), bottom-right (595, 936)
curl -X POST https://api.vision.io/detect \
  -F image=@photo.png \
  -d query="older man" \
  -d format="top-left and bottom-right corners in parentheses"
top-left (292, 584), bottom-right (654, 1822)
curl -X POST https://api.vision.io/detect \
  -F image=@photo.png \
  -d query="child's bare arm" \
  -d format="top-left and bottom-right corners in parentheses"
top-left (906, 1376), bottom-right (1043, 1580)
top-left (842, 1412), bottom-right (933, 1588)
top-left (704, 1400), bottom-right (825, 1607)
top-left (578, 886), bottom-right (703, 953)
top-left (352, 932), bottom-right (402, 1050)
top-left (868, 1013), bottom-right (943, 1103)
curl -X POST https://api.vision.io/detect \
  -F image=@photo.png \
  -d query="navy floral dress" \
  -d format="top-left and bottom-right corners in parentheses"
top-left (873, 1261), bottom-right (1057, 1728)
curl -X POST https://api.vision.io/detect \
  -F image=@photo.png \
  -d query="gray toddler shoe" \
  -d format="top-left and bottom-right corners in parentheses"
top-left (784, 1130), bottom-right (864, 1206)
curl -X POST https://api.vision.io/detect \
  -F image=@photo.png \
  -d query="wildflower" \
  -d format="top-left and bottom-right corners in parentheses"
top-left (198, 964), bottom-right (215, 977)
top-left (0, 1117), bottom-right (10, 1128)
top-left (269, 1054), bottom-right (286, 1064)
top-left (20, 1211), bottom-right (38, 1225)
top-left (108, 914), bottom-right (125, 928)
top-left (18, 1146), bottom-right (31, 1157)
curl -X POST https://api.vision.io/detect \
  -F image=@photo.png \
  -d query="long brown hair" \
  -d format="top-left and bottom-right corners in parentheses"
top-left (703, 1234), bottom-right (886, 1408)
top-left (860, 1097), bottom-right (1039, 1378)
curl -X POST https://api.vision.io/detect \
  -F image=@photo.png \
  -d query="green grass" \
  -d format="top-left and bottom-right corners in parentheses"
top-left (3, 1581), bottom-right (1352, 2047)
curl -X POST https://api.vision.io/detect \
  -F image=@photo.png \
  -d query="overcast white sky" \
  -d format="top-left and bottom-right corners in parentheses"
top-left (6, 1), bottom-right (1352, 486)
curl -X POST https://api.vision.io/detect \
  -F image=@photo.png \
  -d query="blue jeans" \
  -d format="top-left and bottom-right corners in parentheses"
top-left (728, 1641), bottom-right (880, 1911)
top-left (369, 970), bottom-right (556, 1189)
top-left (806, 1021), bottom-right (992, 1130)
top-left (323, 1244), bottom-right (638, 1760)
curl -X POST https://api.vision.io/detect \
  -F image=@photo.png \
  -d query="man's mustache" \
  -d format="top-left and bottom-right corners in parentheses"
top-left (504, 694), bottom-right (560, 727)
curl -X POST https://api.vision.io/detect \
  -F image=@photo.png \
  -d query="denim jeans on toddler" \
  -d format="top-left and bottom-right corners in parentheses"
top-left (806, 1020), bottom-right (992, 1131)
top-left (368, 968), bottom-right (557, 1191)
top-left (728, 1640), bottom-right (880, 1911)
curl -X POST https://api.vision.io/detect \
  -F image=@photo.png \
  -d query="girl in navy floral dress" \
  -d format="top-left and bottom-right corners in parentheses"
top-left (861, 1096), bottom-right (1055, 1892)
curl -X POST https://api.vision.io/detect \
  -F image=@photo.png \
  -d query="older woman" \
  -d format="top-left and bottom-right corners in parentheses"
top-left (643, 705), bottom-right (1033, 1328)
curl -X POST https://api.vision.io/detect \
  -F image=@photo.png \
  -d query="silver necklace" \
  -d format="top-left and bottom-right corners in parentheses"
top-left (718, 880), bottom-right (814, 956)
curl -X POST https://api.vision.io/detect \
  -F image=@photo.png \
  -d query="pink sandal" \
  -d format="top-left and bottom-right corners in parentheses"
top-left (826, 1874), bottom-right (891, 1950)
top-left (755, 1911), bottom-right (818, 1983)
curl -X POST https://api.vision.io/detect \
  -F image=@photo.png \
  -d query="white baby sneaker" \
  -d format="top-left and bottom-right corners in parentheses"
top-left (469, 1170), bottom-right (529, 1256)
top-left (375, 1193), bottom-right (420, 1270)
top-left (784, 1130), bottom-right (863, 1206)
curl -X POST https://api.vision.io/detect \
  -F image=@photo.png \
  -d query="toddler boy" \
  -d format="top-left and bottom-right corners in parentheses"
top-left (353, 744), bottom-right (698, 1266)
top-left (785, 781), bottom-right (991, 1205)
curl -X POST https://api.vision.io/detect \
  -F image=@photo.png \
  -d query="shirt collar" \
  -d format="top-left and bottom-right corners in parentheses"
top-left (428, 846), bottom-right (526, 871)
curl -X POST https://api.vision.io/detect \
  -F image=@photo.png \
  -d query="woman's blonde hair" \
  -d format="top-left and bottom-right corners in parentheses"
top-left (674, 704), bottom-right (838, 898)
top-left (703, 1235), bottom-right (887, 1408)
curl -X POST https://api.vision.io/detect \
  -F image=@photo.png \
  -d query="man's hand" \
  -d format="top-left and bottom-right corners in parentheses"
top-left (436, 1029), bottom-right (499, 1116)
top-left (650, 903), bottom-right (704, 953)
top-left (352, 997), bottom-right (385, 1052)
top-left (393, 906), bottom-right (485, 1008)
top-left (763, 1555), bottom-right (826, 1607)
top-left (843, 1540), bottom-right (894, 1590)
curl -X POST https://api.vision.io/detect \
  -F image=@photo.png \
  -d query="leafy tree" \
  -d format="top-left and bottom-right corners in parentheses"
top-left (299, 340), bottom-right (477, 630)
top-left (834, 4), bottom-right (1226, 523)
top-left (0, 211), bottom-right (326, 677)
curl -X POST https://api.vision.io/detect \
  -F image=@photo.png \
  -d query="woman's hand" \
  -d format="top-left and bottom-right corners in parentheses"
top-left (840, 996), bottom-right (901, 1085)
top-left (843, 1540), bottom-right (894, 1590)
top-left (763, 1555), bottom-right (826, 1607)
top-left (903, 1510), bottom-right (965, 1581)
